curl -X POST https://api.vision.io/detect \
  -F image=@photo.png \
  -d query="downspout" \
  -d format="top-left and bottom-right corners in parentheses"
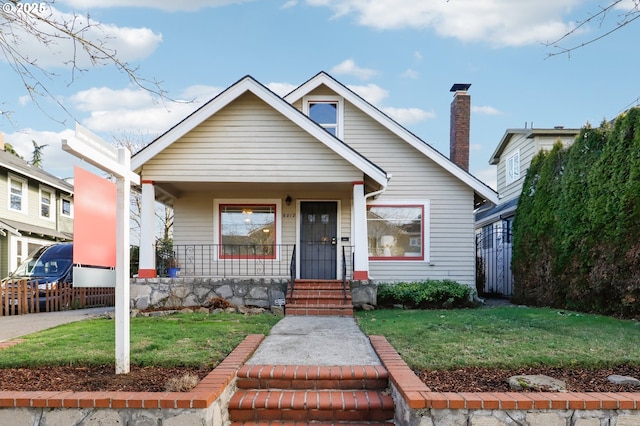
top-left (364, 173), bottom-right (391, 200)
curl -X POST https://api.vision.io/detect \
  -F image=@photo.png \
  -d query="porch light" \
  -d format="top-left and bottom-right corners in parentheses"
top-left (285, 195), bottom-right (292, 206)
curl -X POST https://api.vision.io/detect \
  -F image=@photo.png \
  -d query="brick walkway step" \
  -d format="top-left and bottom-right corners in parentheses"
top-left (236, 365), bottom-right (389, 390)
top-left (285, 306), bottom-right (354, 316)
top-left (228, 389), bottom-right (394, 422)
top-left (231, 422), bottom-right (395, 425)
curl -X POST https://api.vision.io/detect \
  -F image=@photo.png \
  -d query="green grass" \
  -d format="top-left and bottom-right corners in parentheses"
top-left (355, 306), bottom-right (640, 371)
top-left (0, 312), bottom-right (279, 369)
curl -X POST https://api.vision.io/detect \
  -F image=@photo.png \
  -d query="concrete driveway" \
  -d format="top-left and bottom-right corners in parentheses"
top-left (0, 307), bottom-right (115, 342)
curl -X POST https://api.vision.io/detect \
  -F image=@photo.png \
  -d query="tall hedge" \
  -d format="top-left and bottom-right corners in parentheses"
top-left (512, 107), bottom-right (640, 317)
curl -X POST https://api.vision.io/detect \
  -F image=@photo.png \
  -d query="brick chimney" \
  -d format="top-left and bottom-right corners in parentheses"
top-left (449, 83), bottom-right (471, 171)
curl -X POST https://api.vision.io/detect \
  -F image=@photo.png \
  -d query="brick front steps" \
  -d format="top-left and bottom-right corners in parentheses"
top-left (229, 365), bottom-right (394, 425)
top-left (286, 280), bottom-right (353, 316)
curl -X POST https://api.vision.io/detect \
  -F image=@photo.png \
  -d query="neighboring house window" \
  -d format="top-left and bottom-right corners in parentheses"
top-left (303, 95), bottom-right (343, 139)
top-left (61, 197), bottom-right (73, 218)
top-left (366, 204), bottom-right (425, 260)
top-left (40, 187), bottom-right (55, 220)
top-left (506, 151), bottom-right (520, 185)
top-left (219, 204), bottom-right (276, 258)
top-left (8, 175), bottom-right (27, 213)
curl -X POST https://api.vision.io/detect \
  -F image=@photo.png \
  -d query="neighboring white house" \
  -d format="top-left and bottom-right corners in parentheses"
top-left (475, 126), bottom-right (580, 296)
top-left (0, 135), bottom-right (74, 278)
top-left (132, 72), bottom-right (498, 290)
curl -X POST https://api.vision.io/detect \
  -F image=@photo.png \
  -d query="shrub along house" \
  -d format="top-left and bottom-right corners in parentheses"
top-left (131, 72), bottom-right (498, 313)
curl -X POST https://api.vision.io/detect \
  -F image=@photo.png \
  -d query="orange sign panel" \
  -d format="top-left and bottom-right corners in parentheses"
top-left (73, 166), bottom-right (117, 267)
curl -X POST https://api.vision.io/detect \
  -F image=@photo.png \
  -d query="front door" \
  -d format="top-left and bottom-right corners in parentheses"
top-left (300, 201), bottom-right (337, 279)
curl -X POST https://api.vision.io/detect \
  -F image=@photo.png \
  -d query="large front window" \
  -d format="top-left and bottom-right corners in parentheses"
top-left (367, 205), bottom-right (424, 260)
top-left (219, 204), bottom-right (276, 258)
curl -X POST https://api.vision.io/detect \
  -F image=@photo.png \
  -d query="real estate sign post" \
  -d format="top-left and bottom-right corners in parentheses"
top-left (62, 123), bottom-right (140, 375)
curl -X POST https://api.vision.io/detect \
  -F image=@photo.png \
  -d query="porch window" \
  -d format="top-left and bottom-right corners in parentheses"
top-left (219, 204), bottom-right (276, 258)
top-left (303, 95), bottom-right (343, 139)
top-left (366, 204), bottom-right (424, 260)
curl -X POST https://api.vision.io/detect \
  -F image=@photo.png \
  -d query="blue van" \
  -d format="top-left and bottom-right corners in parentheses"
top-left (9, 243), bottom-right (74, 289)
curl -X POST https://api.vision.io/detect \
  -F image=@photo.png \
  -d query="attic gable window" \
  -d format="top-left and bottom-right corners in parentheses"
top-left (303, 95), bottom-right (343, 139)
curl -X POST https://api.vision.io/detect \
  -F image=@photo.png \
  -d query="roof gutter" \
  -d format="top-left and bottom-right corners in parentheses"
top-left (364, 173), bottom-right (391, 200)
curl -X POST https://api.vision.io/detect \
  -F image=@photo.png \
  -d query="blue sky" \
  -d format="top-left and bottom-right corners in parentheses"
top-left (1, 0), bottom-right (639, 188)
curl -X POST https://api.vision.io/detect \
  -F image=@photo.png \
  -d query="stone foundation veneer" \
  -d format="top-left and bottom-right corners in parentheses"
top-left (130, 277), bottom-right (379, 310)
top-left (130, 277), bottom-right (290, 310)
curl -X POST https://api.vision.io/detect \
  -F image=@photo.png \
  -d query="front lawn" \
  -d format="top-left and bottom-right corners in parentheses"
top-left (0, 312), bottom-right (279, 369)
top-left (355, 306), bottom-right (640, 371)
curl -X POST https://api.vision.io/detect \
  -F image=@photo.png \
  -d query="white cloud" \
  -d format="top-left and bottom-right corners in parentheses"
top-left (401, 68), bottom-right (420, 79)
top-left (473, 166), bottom-right (497, 190)
top-left (472, 105), bottom-right (503, 115)
top-left (60, 0), bottom-right (255, 12)
top-left (3, 128), bottom-right (82, 179)
top-left (281, 0), bottom-right (298, 8)
top-left (413, 51), bottom-right (423, 61)
top-left (331, 59), bottom-right (377, 80)
top-left (347, 83), bottom-right (433, 125)
top-left (178, 85), bottom-right (223, 102)
top-left (383, 107), bottom-right (435, 125)
top-left (347, 83), bottom-right (389, 105)
top-left (18, 96), bottom-right (31, 106)
top-left (305, 0), bottom-right (582, 47)
top-left (267, 82), bottom-right (298, 96)
top-left (2, 6), bottom-right (162, 69)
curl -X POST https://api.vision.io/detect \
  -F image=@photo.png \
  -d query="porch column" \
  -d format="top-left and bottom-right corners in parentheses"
top-left (352, 181), bottom-right (369, 280)
top-left (137, 180), bottom-right (156, 278)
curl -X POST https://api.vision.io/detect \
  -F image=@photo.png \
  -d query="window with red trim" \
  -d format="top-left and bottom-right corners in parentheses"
top-left (219, 204), bottom-right (276, 258)
top-left (367, 205), bottom-right (423, 260)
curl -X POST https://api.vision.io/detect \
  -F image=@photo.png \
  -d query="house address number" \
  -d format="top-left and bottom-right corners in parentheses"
top-left (283, 213), bottom-right (296, 218)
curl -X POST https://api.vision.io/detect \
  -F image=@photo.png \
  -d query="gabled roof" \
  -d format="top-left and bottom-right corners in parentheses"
top-left (489, 127), bottom-right (581, 165)
top-left (285, 72), bottom-right (499, 205)
top-left (132, 75), bottom-right (389, 188)
top-left (0, 149), bottom-right (73, 194)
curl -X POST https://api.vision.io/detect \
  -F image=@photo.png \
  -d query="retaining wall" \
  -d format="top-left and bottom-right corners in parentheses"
top-left (369, 336), bottom-right (640, 426)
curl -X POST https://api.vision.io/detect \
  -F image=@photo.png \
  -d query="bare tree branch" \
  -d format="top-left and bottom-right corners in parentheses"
top-left (545, 0), bottom-right (640, 58)
top-left (0, 1), bottom-right (174, 125)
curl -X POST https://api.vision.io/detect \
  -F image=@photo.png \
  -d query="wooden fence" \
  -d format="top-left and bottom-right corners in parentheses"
top-left (1, 279), bottom-right (114, 316)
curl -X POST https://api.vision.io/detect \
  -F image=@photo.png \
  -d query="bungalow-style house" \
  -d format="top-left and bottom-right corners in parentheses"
top-left (475, 126), bottom-right (580, 297)
top-left (132, 72), bottom-right (498, 309)
top-left (0, 134), bottom-right (74, 278)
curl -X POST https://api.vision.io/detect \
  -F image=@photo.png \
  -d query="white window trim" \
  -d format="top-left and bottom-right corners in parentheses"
top-left (61, 196), bottom-right (74, 218)
top-left (8, 174), bottom-right (28, 214)
top-left (506, 150), bottom-right (520, 185)
top-left (39, 185), bottom-right (56, 221)
top-left (213, 198), bottom-right (283, 261)
top-left (302, 95), bottom-right (344, 139)
top-left (366, 199), bottom-right (430, 263)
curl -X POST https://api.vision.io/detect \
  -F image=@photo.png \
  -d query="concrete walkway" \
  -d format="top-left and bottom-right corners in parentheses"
top-left (0, 307), bottom-right (115, 342)
top-left (246, 315), bottom-right (381, 366)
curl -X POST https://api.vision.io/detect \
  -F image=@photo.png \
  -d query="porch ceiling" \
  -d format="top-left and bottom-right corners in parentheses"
top-left (153, 181), bottom-right (359, 205)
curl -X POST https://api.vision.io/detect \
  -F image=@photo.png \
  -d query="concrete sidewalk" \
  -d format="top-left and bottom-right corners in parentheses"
top-left (246, 316), bottom-right (381, 366)
top-left (0, 307), bottom-right (115, 342)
